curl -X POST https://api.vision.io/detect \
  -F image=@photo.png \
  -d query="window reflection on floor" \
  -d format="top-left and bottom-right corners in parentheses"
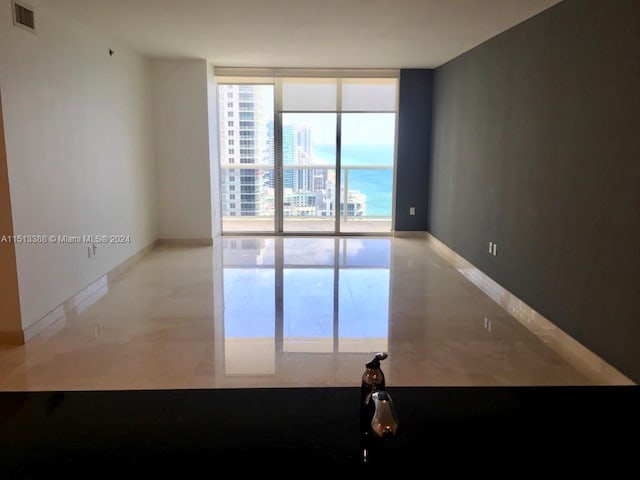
top-left (223, 268), bottom-right (275, 375)
top-left (220, 237), bottom-right (391, 376)
top-left (339, 268), bottom-right (389, 353)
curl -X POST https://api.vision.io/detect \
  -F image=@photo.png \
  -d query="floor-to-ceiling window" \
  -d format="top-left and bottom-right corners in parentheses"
top-left (217, 83), bottom-right (276, 233)
top-left (339, 78), bottom-right (397, 233)
top-left (216, 70), bottom-right (398, 235)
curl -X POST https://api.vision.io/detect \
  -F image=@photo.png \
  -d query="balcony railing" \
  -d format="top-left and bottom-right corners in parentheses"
top-left (220, 164), bottom-right (393, 233)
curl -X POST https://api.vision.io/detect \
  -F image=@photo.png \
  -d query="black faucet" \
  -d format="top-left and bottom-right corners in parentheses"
top-left (360, 353), bottom-right (399, 464)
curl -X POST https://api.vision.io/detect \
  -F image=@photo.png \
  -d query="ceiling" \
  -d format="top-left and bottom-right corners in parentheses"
top-left (44, 0), bottom-right (561, 68)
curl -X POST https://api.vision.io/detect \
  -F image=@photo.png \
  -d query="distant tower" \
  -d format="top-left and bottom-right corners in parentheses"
top-left (282, 125), bottom-right (297, 191)
top-left (296, 125), bottom-right (313, 193)
top-left (297, 125), bottom-right (311, 156)
top-left (218, 85), bottom-right (270, 217)
top-left (266, 120), bottom-right (275, 188)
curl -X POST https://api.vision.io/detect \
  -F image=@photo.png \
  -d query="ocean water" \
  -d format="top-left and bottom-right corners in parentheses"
top-left (313, 144), bottom-right (394, 216)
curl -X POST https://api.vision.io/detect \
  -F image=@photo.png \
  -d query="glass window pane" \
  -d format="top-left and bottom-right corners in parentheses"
top-left (341, 113), bottom-right (396, 166)
top-left (282, 78), bottom-right (337, 112)
top-left (218, 84), bottom-right (275, 233)
top-left (341, 168), bottom-right (394, 218)
top-left (217, 76), bottom-right (397, 235)
top-left (342, 78), bottom-right (397, 112)
top-left (282, 113), bottom-right (337, 232)
top-left (340, 113), bottom-right (395, 233)
top-left (282, 168), bottom-right (336, 232)
top-left (281, 113), bottom-right (336, 166)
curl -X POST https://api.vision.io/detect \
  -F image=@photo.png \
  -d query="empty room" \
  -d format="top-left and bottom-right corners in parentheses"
top-left (1, 0), bottom-right (638, 471)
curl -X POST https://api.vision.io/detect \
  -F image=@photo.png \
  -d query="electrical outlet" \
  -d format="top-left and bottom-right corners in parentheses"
top-left (484, 317), bottom-right (492, 333)
top-left (492, 243), bottom-right (497, 256)
top-left (409, 207), bottom-right (415, 216)
top-left (489, 241), bottom-right (493, 253)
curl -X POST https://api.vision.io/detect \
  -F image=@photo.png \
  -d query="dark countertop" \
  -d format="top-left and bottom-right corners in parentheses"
top-left (1, 386), bottom-right (638, 474)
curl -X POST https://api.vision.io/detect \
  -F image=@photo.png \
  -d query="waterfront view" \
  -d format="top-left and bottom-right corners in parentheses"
top-left (217, 78), bottom-right (397, 233)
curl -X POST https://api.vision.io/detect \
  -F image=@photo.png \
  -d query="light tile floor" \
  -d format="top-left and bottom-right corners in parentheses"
top-left (0, 237), bottom-right (591, 391)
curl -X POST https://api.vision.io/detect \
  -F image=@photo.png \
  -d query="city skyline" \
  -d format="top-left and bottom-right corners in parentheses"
top-left (217, 82), bottom-right (395, 224)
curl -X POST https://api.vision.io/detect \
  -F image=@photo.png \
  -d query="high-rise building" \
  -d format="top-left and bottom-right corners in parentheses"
top-left (266, 121), bottom-right (275, 189)
top-left (295, 125), bottom-right (314, 193)
top-left (316, 179), bottom-right (366, 218)
top-left (282, 125), bottom-right (297, 191)
top-left (297, 126), bottom-right (311, 156)
top-left (222, 110), bottom-right (365, 219)
top-left (218, 85), bottom-right (271, 217)
top-left (269, 122), bottom-right (314, 194)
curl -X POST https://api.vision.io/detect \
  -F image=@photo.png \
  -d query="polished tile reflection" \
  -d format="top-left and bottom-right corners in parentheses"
top-left (0, 237), bottom-right (595, 391)
top-left (221, 238), bottom-right (390, 366)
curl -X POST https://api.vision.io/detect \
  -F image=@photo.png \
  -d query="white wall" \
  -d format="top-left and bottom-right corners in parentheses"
top-left (207, 64), bottom-right (221, 237)
top-left (151, 59), bottom-right (212, 240)
top-left (0, 0), bottom-right (157, 330)
top-left (0, 87), bottom-right (22, 342)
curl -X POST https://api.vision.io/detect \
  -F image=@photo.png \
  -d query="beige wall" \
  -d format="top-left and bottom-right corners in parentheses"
top-left (0, 0), bottom-right (157, 331)
top-left (151, 59), bottom-right (213, 240)
top-left (207, 65), bottom-right (222, 237)
top-left (0, 89), bottom-right (22, 343)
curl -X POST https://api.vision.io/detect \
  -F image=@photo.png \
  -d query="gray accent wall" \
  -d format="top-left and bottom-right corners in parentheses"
top-left (429, 0), bottom-right (640, 381)
top-left (395, 69), bottom-right (433, 231)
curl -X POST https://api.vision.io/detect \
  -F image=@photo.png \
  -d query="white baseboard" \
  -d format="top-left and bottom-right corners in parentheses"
top-left (157, 238), bottom-right (213, 247)
top-left (426, 232), bottom-right (634, 385)
top-left (393, 231), bottom-right (428, 238)
top-left (21, 241), bottom-right (157, 342)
